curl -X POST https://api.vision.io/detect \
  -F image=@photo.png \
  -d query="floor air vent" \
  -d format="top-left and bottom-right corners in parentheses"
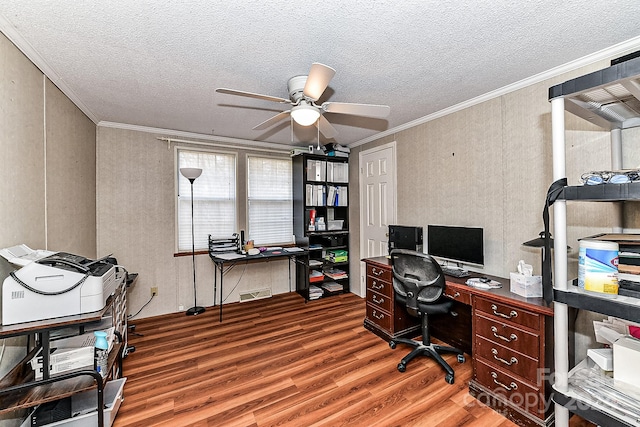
top-left (239, 288), bottom-right (272, 302)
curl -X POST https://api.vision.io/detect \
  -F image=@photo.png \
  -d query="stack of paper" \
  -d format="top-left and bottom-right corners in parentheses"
top-left (324, 268), bottom-right (348, 280)
top-left (309, 285), bottom-right (324, 300)
top-left (321, 282), bottom-right (343, 293)
top-left (618, 244), bottom-right (640, 283)
top-left (309, 270), bottom-right (324, 283)
top-left (31, 327), bottom-right (115, 380)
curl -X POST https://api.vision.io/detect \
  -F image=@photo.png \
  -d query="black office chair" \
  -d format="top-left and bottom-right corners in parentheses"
top-left (389, 249), bottom-right (465, 384)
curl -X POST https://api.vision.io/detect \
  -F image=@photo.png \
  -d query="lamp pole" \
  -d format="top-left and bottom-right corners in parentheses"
top-left (180, 168), bottom-right (205, 316)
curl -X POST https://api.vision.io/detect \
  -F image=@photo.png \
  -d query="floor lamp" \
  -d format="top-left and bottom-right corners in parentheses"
top-left (180, 167), bottom-right (205, 316)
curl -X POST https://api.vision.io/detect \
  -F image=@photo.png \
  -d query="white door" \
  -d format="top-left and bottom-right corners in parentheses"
top-left (358, 142), bottom-right (397, 296)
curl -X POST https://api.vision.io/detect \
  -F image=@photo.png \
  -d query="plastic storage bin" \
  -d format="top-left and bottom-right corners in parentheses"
top-left (21, 378), bottom-right (126, 427)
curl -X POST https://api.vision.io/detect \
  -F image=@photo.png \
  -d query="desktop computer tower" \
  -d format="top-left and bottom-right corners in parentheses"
top-left (388, 225), bottom-right (423, 254)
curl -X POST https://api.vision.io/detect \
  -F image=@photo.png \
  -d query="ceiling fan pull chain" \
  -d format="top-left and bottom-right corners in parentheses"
top-left (317, 118), bottom-right (321, 151)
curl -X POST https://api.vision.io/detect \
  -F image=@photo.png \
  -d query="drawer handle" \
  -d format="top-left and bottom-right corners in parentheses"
top-left (371, 280), bottom-right (384, 291)
top-left (372, 295), bottom-right (385, 304)
top-left (491, 304), bottom-right (517, 319)
top-left (372, 268), bottom-right (385, 276)
top-left (491, 348), bottom-right (518, 366)
top-left (491, 372), bottom-right (517, 391)
top-left (371, 281), bottom-right (384, 291)
top-left (444, 291), bottom-right (460, 299)
top-left (372, 310), bottom-right (385, 320)
top-left (491, 326), bottom-right (517, 343)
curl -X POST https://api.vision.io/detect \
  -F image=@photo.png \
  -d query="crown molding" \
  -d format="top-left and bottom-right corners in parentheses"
top-left (0, 13), bottom-right (99, 123)
top-left (348, 35), bottom-right (640, 149)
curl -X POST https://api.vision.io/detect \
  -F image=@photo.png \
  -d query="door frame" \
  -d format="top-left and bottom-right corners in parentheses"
top-left (358, 141), bottom-right (397, 297)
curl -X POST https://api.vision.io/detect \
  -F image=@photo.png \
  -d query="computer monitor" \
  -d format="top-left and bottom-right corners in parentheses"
top-left (388, 225), bottom-right (423, 254)
top-left (427, 225), bottom-right (484, 267)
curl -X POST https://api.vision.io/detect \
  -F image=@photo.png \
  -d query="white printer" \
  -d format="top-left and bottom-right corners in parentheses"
top-left (2, 252), bottom-right (118, 325)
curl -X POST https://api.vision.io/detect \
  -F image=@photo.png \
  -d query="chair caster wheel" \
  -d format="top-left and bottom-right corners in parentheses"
top-left (397, 363), bottom-right (406, 373)
top-left (457, 354), bottom-right (465, 363)
top-left (445, 374), bottom-right (454, 384)
top-left (389, 341), bottom-right (396, 349)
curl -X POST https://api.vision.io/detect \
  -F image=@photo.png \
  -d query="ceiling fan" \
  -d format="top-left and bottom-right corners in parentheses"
top-left (216, 63), bottom-right (390, 139)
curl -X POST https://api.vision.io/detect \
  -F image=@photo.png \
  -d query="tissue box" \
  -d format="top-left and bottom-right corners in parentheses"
top-left (509, 272), bottom-right (543, 298)
top-left (614, 336), bottom-right (640, 388)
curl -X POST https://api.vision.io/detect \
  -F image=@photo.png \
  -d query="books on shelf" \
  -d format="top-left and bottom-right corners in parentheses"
top-left (326, 186), bottom-right (348, 207)
top-left (305, 184), bottom-right (327, 206)
top-left (324, 268), bottom-right (348, 280)
top-left (306, 160), bottom-right (326, 182)
top-left (321, 282), bottom-right (343, 293)
top-left (326, 162), bottom-right (348, 183)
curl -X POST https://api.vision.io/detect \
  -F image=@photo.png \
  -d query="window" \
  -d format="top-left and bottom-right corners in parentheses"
top-left (177, 150), bottom-right (236, 251)
top-left (247, 156), bottom-right (293, 245)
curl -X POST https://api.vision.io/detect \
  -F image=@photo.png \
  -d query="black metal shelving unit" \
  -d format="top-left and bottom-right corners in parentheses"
top-left (549, 54), bottom-right (640, 427)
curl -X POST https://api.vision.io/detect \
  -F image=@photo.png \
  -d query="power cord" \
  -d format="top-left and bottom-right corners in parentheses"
top-left (128, 294), bottom-right (155, 320)
top-left (222, 262), bottom-right (248, 303)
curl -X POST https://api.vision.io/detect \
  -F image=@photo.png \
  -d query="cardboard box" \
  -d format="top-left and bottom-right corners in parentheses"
top-left (509, 272), bottom-right (543, 298)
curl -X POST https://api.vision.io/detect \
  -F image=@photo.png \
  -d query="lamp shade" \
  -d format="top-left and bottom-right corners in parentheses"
top-left (290, 103), bottom-right (320, 126)
top-left (180, 167), bottom-right (203, 180)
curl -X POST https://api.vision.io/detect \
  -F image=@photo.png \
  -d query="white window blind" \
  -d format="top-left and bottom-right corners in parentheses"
top-left (178, 150), bottom-right (236, 251)
top-left (247, 156), bottom-right (293, 245)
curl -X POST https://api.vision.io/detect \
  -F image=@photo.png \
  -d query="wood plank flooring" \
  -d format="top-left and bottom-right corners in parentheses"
top-left (112, 292), bottom-right (578, 427)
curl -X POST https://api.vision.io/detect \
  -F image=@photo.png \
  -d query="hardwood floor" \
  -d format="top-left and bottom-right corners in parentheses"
top-left (113, 292), bottom-right (591, 427)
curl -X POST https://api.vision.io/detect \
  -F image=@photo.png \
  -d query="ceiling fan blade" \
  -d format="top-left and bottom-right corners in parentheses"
top-left (322, 102), bottom-right (390, 118)
top-left (303, 63), bottom-right (336, 101)
top-left (216, 88), bottom-right (291, 104)
top-left (316, 115), bottom-right (338, 139)
top-left (252, 111), bottom-right (291, 130)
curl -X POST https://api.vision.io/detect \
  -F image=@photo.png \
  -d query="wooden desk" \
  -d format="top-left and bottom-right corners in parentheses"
top-left (363, 256), bottom-right (554, 427)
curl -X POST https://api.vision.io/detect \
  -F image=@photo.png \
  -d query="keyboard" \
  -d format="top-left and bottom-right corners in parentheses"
top-left (441, 266), bottom-right (470, 278)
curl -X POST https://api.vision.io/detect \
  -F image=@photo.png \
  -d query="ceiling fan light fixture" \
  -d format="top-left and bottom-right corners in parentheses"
top-left (291, 103), bottom-right (320, 126)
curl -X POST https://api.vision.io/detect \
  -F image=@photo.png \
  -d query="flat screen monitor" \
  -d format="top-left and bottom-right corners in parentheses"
top-left (388, 225), bottom-right (423, 253)
top-left (427, 225), bottom-right (484, 267)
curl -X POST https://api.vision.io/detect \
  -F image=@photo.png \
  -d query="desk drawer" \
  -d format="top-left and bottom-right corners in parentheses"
top-left (475, 335), bottom-right (540, 382)
top-left (366, 303), bottom-right (391, 331)
top-left (475, 313), bottom-right (539, 355)
top-left (366, 276), bottom-right (392, 298)
top-left (443, 286), bottom-right (471, 305)
top-left (475, 297), bottom-right (540, 331)
top-left (367, 264), bottom-right (392, 283)
top-left (475, 359), bottom-right (543, 418)
top-left (366, 289), bottom-right (392, 312)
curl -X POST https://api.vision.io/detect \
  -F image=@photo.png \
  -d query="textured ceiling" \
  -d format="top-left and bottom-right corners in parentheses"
top-left (1, 1), bottom-right (640, 148)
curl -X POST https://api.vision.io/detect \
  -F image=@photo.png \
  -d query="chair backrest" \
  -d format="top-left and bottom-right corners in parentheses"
top-left (390, 249), bottom-right (446, 316)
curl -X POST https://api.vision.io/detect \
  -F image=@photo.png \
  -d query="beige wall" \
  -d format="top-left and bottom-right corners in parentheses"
top-left (350, 59), bottom-right (625, 279)
top-left (349, 59), bottom-right (640, 365)
top-left (0, 33), bottom-right (96, 425)
top-left (96, 128), bottom-right (293, 319)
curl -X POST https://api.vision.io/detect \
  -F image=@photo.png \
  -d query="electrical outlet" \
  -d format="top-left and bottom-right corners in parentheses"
top-left (151, 287), bottom-right (158, 296)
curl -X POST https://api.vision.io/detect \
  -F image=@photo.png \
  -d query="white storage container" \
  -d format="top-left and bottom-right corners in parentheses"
top-left (327, 220), bottom-right (343, 231)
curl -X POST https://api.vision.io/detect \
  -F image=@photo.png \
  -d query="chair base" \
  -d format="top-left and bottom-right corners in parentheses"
top-left (390, 337), bottom-right (465, 384)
